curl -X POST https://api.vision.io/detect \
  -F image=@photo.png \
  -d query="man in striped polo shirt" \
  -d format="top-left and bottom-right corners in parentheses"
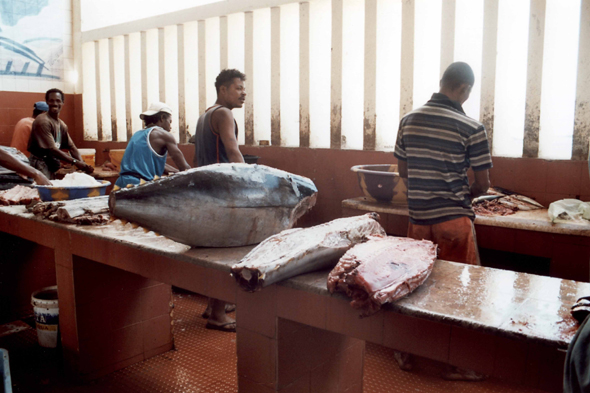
top-left (394, 61), bottom-right (492, 266)
top-left (393, 62), bottom-right (492, 381)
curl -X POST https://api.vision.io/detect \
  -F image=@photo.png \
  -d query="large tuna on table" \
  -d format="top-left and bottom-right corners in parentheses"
top-left (327, 236), bottom-right (437, 316)
top-left (231, 213), bottom-right (386, 291)
top-left (108, 164), bottom-right (318, 247)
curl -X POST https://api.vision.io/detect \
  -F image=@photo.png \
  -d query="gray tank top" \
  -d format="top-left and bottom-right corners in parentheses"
top-left (193, 105), bottom-right (238, 167)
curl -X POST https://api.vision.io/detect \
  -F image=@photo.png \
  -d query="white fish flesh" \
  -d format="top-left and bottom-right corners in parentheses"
top-left (327, 236), bottom-right (437, 316)
top-left (231, 213), bottom-right (386, 291)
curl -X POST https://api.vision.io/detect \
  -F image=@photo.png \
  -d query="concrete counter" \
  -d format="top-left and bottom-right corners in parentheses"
top-left (0, 205), bottom-right (583, 392)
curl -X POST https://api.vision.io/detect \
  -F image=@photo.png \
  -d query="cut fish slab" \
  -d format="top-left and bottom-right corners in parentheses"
top-left (231, 213), bottom-right (386, 292)
top-left (328, 236), bottom-right (437, 317)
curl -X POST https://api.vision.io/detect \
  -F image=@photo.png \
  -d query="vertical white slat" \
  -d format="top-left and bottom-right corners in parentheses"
top-left (205, 18), bottom-right (221, 113)
top-left (364, 0), bottom-right (377, 150)
top-left (573, 0), bottom-right (590, 160)
top-left (125, 34), bottom-right (132, 140)
top-left (82, 42), bottom-right (98, 140)
top-left (271, 7), bottom-right (281, 146)
top-left (523, 0), bottom-right (546, 158)
top-left (198, 20), bottom-right (207, 115)
top-left (300, 2), bottom-right (310, 148)
top-left (480, 0), bottom-right (499, 152)
top-left (279, 2), bottom-right (300, 148)
top-left (94, 40), bottom-right (103, 140)
top-left (183, 22), bottom-right (200, 138)
top-left (98, 39), bottom-right (112, 141)
top-left (220, 16), bottom-right (228, 70)
top-left (73, 0), bottom-right (83, 94)
top-left (245, 11), bottom-right (254, 145)
top-left (159, 27), bottom-right (166, 103)
top-left (178, 24), bottom-right (187, 143)
top-left (440, 0), bottom-right (456, 76)
top-left (141, 31), bottom-right (148, 112)
top-left (331, 0), bottom-right (343, 149)
top-left (400, 0), bottom-right (415, 118)
top-left (227, 13), bottom-right (246, 145)
top-left (109, 37), bottom-right (118, 141)
top-left (539, 0), bottom-right (581, 159)
top-left (163, 26), bottom-right (179, 141)
top-left (375, 0), bottom-right (402, 151)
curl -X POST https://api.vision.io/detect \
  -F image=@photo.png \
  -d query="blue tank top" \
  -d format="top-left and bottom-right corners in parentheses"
top-left (115, 127), bottom-right (167, 187)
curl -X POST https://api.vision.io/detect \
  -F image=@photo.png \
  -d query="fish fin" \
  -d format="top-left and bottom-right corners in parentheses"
top-left (120, 219), bottom-right (128, 225)
top-left (126, 184), bottom-right (134, 188)
top-left (143, 228), bottom-right (149, 233)
top-left (154, 232), bottom-right (160, 236)
top-left (113, 185), bottom-right (121, 191)
top-left (139, 178), bottom-right (147, 185)
top-left (131, 223), bottom-right (139, 229)
top-left (153, 175), bottom-right (160, 180)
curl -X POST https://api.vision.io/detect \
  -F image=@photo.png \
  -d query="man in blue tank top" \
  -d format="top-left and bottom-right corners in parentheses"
top-left (115, 102), bottom-right (191, 188)
top-left (193, 69), bottom-right (247, 332)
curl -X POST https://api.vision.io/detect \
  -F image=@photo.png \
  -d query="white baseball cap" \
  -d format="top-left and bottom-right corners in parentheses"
top-left (140, 102), bottom-right (173, 119)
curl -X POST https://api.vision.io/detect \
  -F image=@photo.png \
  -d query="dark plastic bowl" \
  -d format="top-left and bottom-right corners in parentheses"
top-left (351, 164), bottom-right (407, 203)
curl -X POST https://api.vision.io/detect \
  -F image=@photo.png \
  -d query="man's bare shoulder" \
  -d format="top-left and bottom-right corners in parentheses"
top-left (211, 106), bottom-right (235, 120)
top-left (150, 127), bottom-right (175, 141)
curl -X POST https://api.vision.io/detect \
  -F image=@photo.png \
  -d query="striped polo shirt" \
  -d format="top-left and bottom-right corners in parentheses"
top-left (394, 93), bottom-right (493, 225)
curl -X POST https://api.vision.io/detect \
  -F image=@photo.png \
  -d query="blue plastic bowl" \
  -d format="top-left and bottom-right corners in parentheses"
top-left (34, 180), bottom-right (111, 202)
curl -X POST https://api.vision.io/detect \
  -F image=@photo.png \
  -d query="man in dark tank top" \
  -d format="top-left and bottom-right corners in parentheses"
top-left (193, 69), bottom-right (247, 332)
top-left (193, 69), bottom-right (246, 167)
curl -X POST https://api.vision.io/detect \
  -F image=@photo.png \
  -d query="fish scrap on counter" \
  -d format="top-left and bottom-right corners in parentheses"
top-left (29, 196), bottom-right (110, 225)
top-left (327, 236), bottom-right (437, 317)
top-left (472, 186), bottom-right (544, 216)
top-left (231, 213), bottom-right (386, 292)
top-left (109, 163), bottom-right (318, 247)
top-left (0, 185), bottom-right (40, 206)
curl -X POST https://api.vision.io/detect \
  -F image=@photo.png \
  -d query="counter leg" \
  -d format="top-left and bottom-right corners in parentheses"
top-left (56, 248), bottom-right (174, 380)
top-left (236, 288), bottom-right (365, 393)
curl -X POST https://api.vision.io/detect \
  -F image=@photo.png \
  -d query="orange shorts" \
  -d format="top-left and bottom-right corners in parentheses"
top-left (407, 216), bottom-right (480, 265)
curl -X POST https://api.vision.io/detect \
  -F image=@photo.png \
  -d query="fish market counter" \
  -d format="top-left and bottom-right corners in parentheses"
top-left (0, 206), bottom-right (585, 392)
top-left (343, 197), bottom-right (590, 282)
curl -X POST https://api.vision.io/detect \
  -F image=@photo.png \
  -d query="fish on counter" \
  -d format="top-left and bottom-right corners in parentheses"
top-left (29, 196), bottom-right (109, 225)
top-left (109, 163), bottom-right (318, 247)
top-left (231, 213), bottom-right (386, 292)
top-left (0, 185), bottom-right (40, 206)
top-left (327, 236), bottom-right (437, 317)
top-left (472, 186), bottom-right (544, 216)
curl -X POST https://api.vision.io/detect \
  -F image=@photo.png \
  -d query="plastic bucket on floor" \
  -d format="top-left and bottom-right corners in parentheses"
top-left (31, 286), bottom-right (59, 348)
top-left (0, 348), bottom-right (12, 393)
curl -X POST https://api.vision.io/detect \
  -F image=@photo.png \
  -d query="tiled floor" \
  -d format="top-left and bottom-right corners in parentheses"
top-left (1, 289), bottom-right (550, 393)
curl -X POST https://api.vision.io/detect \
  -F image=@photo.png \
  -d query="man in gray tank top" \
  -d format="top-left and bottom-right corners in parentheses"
top-left (193, 69), bottom-right (247, 332)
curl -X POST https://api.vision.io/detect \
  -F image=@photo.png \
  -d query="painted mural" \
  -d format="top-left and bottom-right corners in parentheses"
top-left (0, 0), bottom-right (65, 80)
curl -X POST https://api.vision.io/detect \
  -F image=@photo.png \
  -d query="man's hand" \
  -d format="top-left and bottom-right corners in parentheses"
top-left (32, 171), bottom-right (52, 186)
top-left (74, 160), bottom-right (94, 174)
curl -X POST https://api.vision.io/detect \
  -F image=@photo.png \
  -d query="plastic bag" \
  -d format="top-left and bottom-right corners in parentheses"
top-left (547, 199), bottom-right (590, 223)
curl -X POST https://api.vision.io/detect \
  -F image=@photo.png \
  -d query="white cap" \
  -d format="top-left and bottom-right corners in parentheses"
top-left (140, 102), bottom-right (173, 119)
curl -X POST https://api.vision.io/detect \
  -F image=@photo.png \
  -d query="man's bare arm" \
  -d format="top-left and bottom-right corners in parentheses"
top-left (470, 169), bottom-right (490, 198)
top-left (0, 150), bottom-right (51, 185)
top-left (214, 108), bottom-right (244, 163)
top-left (161, 132), bottom-right (191, 171)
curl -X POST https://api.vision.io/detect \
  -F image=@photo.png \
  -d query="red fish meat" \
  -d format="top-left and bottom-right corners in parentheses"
top-left (328, 236), bottom-right (437, 316)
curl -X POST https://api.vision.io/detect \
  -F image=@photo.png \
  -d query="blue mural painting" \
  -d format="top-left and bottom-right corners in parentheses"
top-left (0, 0), bottom-right (64, 80)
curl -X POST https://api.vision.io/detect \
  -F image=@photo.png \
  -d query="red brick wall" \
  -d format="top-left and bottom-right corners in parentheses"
top-left (0, 91), bottom-right (77, 147)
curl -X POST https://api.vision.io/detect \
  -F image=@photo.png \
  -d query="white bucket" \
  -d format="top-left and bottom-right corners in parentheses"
top-left (78, 148), bottom-right (96, 167)
top-left (31, 286), bottom-right (59, 348)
